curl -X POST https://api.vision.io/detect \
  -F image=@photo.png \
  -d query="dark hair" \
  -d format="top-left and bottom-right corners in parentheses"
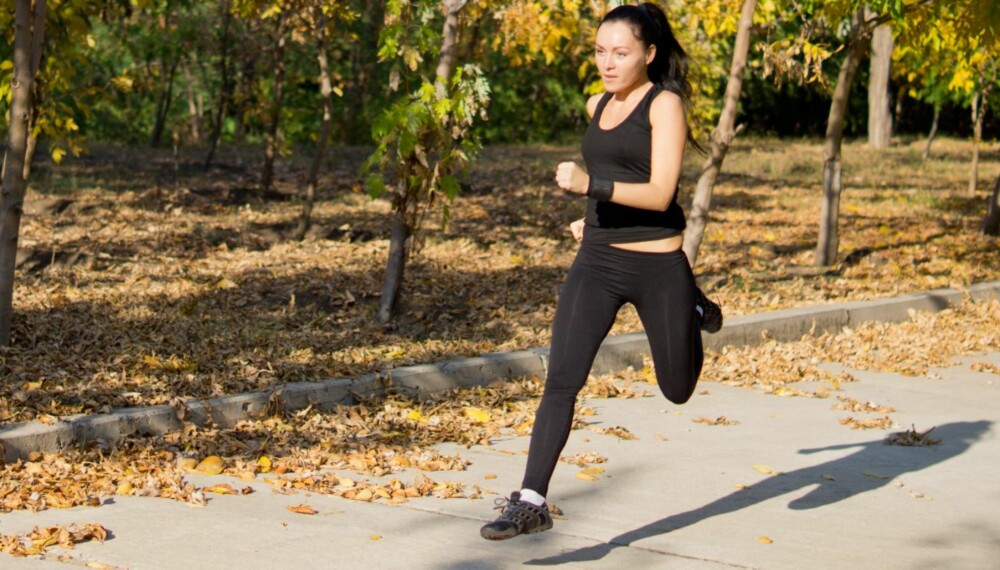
top-left (601, 2), bottom-right (703, 152)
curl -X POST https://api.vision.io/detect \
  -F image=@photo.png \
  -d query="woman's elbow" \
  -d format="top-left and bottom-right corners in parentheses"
top-left (654, 193), bottom-right (675, 212)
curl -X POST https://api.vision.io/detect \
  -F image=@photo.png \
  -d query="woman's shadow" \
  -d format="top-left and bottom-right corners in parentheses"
top-left (526, 420), bottom-right (992, 566)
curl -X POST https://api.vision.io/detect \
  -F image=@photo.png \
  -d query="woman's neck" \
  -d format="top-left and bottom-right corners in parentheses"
top-left (611, 78), bottom-right (653, 101)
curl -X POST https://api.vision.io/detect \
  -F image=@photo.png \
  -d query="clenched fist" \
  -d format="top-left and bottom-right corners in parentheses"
top-left (569, 218), bottom-right (585, 242)
top-left (555, 162), bottom-right (588, 195)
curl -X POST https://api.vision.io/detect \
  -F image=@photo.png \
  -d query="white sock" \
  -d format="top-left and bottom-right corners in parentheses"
top-left (696, 305), bottom-right (705, 317)
top-left (518, 488), bottom-right (546, 507)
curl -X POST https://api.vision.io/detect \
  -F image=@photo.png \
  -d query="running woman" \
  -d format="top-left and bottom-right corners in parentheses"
top-left (481, 2), bottom-right (722, 540)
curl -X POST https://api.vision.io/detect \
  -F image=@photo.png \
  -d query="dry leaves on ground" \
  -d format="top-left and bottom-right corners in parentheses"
top-left (692, 416), bottom-right (739, 426)
top-left (703, 300), bottom-right (1000, 404)
top-left (0, 524), bottom-right (107, 557)
top-left (884, 425), bottom-right (941, 447)
top-left (839, 416), bottom-right (894, 430)
top-left (4, 139), bottom-right (998, 422)
top-left (970, 362), bottom-right (1000, 375)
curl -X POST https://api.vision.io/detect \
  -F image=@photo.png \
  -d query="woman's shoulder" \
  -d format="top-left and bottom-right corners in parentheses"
top-left (585, 93), bottom-right (607, 118)
top-left (648, 89), bottom-right (684, 125)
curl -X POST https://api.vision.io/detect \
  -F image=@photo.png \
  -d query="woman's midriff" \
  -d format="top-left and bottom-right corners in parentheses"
top-left (609, 234), bottom-right (683, 253)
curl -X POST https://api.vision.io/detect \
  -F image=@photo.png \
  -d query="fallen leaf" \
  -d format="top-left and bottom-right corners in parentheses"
top-left (863, 471), bottom-right (890, 480)
top-left (288, 503), bottom-right (317, 515)
top-left (575, 472), bottom-right (598, 481)
top-left (752, 464), bottom-right (781, 475)
top-left (195, 456), bottom-right (224, 475)
top-left (203, 484), bottom-right (238, 495)
top-left (884, 425), bottom-right (940, 447)
top-left (758, 536), bottom-right (773, 544)
top-left (257, 456), bottom-right (273, 473)
top-left (370, 535), bottom-right (382, 541)
top-left (484, 474), bottom-right (497, 480)
top-left (463, 407), bottom-right (491, 423)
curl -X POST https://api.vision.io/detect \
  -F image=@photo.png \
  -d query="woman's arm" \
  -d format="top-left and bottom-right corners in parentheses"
top-left (557, 91), bottom-right (687, 211)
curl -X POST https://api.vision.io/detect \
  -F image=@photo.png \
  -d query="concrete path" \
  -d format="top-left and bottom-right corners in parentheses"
top-left (2, 351), bottom-right (998, 569)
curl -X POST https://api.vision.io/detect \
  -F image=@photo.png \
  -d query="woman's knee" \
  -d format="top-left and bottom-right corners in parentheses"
top-left (660, 382), bottom-right (696, 405)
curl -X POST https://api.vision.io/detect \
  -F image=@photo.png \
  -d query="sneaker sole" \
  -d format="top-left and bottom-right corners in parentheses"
top-left (480, 521), bottom-right (553, 541)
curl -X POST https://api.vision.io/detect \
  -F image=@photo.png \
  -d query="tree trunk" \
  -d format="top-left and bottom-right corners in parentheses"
top-left (969, 89), bottom-right (986, 197)
top-left (867, 13), bottom-right (893, 148)
top-left (21, 0), bottom-right (46, 180)
top-left (260, 12), bottom-right (287, 192)
top-left (982, 174), bottom-right (1000, 236)
top-left (204, 0), bottom-right (233, 170)
top-left (376, 0), bottom-right (466, 324)
top-left (150, 58), bottom-right (180, 148)
top-left (377, 209), bottom-right (412, 324)
top-left (922, 106), bottom-right (940, 161)
top-left (0, 0), bottom-right (44, 347)
top-left (183, 62), bottom-right (202, 143)
top-left (296, 10), bottom-right (334, 241)
top-left (434, 0), bottom-right (466, 96)
top-left (816, 9), bottom-right (868, 267)
top-left (234, 55), bottom-right (256, 145)
top-left (683, 0), bottom-right (756, 268)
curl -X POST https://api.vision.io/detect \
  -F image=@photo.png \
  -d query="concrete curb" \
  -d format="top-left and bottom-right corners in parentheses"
top-left (3, 281), bottom-right (999, 462)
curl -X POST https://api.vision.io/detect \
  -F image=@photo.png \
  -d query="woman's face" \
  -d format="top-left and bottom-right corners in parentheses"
top-left (595, 21), bottom-right (655, 93)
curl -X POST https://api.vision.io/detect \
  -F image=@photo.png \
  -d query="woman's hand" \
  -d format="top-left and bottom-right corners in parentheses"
top-left (555, 162), bottom-right (588, 195)
top-left (569, 218), bottom-right (585, 242)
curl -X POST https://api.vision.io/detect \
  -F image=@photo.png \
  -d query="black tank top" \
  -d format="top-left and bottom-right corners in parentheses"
top-left (580, 85), bottom-right (686, 244)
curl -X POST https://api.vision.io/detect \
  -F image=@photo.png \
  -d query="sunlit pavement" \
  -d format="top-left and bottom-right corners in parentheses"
top-left (2, 351), bottom-right (999, 569)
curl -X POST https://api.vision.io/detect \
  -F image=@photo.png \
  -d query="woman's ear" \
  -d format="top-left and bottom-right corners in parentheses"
top-left (646, 44), bottom-right (657, 66)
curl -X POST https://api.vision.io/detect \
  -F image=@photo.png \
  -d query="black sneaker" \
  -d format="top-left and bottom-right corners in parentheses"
top-left (695, 287), bottom-right (723, 333)
top-left (480, 491), bottom-right (554, 540)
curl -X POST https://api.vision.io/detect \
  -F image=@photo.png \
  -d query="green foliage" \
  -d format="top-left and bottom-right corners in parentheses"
top-left (363, 64), bottom-right (490, 229)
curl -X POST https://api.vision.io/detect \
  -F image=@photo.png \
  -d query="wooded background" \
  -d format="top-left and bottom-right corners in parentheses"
top-left (2, 0), bottom-right (999, 346)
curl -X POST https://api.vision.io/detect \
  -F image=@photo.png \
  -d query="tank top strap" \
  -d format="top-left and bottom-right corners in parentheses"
top-left (593, 92), bottom-right (614, 121)
top-left (638, 84), bottom-right (662, 124)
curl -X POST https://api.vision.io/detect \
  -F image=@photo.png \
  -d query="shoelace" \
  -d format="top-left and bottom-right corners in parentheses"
top-left (492, 496), bottom-right (511, 513)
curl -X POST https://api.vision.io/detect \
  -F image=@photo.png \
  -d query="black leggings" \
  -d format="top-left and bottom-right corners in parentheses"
top-left (521, 242), bottom-right (704, 496)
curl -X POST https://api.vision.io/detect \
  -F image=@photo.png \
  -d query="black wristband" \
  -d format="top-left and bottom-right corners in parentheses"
top-left (587, 175), bottom-right (614, 202)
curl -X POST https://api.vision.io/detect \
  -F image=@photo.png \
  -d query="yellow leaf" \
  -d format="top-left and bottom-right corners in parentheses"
top-left (288, 503), bottom-right (317, 515)
top-left (581, 467), bottom-right (605, 476)
top-left (463, 407), bottom-right (491, 423)
top-left (752, 464), bottom-right (781, 475)
top-left (370, 535), bottom-right (382, 541)
top-left (407, 410), bottom-right (427, 423)
top-left (759, 536), bottom-right (774, 544)
top-left (203, 484), bottom-right (238, 495)
top-left (195, 456), bottom-right (224, 475)
top-left (484, 474), bottom-right (497, 480)
top-left (215, 278), bottom-right (238, 289)
top-left (576, 472), bottom-right (598, 481)
top-left (177, 457), bottom-right (198, 471)
top-left (51, 147), bottom-right (66, 165)
top-left (257, 456), bottom-right (272, 473)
